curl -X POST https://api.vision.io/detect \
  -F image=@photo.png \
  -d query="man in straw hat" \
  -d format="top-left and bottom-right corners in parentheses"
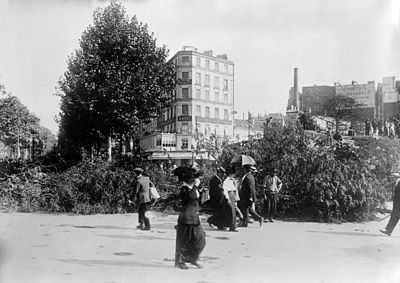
top-left (380, 171), bottom-right (400, 236)
top-left (238, 164), bottom-right (263, 227)
top-left (132, 168), bottom-right (152, 231)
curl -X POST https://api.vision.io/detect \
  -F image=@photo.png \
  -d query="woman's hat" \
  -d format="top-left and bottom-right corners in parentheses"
top-left (174, 166), bottom-right (197, 182)
top-left (133, 168), bottom-right (144, 174)
top-left (250, 166), bottom-right (258, 173)
top-left (225, 165), bottom-right (236, 175)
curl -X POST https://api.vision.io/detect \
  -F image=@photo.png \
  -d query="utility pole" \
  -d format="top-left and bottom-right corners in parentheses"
top-left (248, 111), bottom-right (251, 140)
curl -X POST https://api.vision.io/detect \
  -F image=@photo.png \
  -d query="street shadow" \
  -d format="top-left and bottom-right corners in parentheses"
top-left (32, 244), bottom-right (48, 248)
top-left (113, 252), bottom-right (134, 256)
top-left (58, 224), bottom-right (136, 231)
top-left (95, 234), bottom-right (174, 241)
top-left (342, 243), bottom-right (400, 262)
top-left (214, 236), bottom-right (230, 240)
top-left (307, 230), bottom-right (386, 238)
top-left (147, 223), bottom-right (176, 230)
top-left (56, 258), bottom-right (172, 269)
top-left (60, 223), bottom-right (177, 231)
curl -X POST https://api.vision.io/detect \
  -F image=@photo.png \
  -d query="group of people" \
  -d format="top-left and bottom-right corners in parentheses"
top-left (129, 162), bottom-right (400, 271)
top-left (130, 166), bottom-right (206, 269)
top-left (206, 164), bottom-right (283, 231)
top-left (129, 163), bottom-right (283, 270)
top-left (365, 118), bottom-right (399, 138)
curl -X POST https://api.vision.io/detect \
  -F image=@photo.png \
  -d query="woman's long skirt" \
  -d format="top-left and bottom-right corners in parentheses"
top-left (207, 201), bottom-right (233, 229)
top-left (175, 223), bottom-right (206, 266)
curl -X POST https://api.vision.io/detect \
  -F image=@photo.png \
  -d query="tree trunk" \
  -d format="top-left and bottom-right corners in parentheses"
top-left (107, 135), bottom-right (112, 162)
top-left (90, 144), bottom-right (94, 161)
top-left (32, 138), bottom-right (35, 161)
top-left (16, 134), bottom-right (21, 159)
top-left (121, 135), bottom-right (126, 155)
top-left (129, 137), bottom-right (134, 153)
top-left (335, 118), bottom-right (339, 132)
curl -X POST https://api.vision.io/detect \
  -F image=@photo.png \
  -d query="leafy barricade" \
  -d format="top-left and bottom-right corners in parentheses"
top-left (1, 124), bottom-right (398, 222)
top-left (219, 124), bottom-right (398, 222)
top-left (0, 157), bottom-right (216, 214)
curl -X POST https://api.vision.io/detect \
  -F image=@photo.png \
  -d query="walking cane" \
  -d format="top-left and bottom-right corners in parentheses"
top-left (376, 214), bottom-right (390, 222)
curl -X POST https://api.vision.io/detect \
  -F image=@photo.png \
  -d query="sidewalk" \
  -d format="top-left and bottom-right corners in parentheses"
top-left (0, 212), bottom-right (399, 283)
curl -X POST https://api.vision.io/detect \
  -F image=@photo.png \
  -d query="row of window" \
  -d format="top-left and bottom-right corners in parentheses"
top-left (181, 71), bottom-right (230, 90)
top-left (163, 123), bottom-right (230, 136)
top-left (195, 105), bottom-right (229, 120)
top-left (162, 104), bottom-right (230, 120)
top-left (181, 88), bottom-right (229, 103)
top-left (180, 56), bottom-right (230, 73)
top-left (179, 104), bottom-right (230, 120)
top-left (304, 97), bottom-right (320, 103)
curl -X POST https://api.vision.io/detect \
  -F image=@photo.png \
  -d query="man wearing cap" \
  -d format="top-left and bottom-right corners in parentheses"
top-left (380, 172), bottom-right (400, 236)
top-left (263, 169), bottom-right (282, 222)
top-left (238, 165), bottom-right (263, 227)
top-left (132, 168), bottom-right (152, 231)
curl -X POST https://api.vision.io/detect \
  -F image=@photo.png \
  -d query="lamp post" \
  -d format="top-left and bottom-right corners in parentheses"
top-left (191, 144), bottom-right (195, 165)
top-left (231, 110), bottom-right (237, 141)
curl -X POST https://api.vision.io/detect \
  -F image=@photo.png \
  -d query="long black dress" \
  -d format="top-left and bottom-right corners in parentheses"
top-left (175, 185), bottom-right (206, 267)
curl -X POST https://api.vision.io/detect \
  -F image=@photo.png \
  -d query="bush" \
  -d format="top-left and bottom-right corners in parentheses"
top-left (0, 157), bottom-right (219, 214)
top-left (219, 124), bottom-right (392, 222)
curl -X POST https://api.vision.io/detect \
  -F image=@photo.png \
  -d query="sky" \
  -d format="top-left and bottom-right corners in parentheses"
top-left (1, 0), bottom-right (400, 134)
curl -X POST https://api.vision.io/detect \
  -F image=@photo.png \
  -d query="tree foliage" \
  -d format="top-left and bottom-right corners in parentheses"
top-left (0, 84), bottom-right (56, 159)
top-left (0, 91), bottom-right (38, 157)
top-left (57, 0), bottom-right (176, 155)
top-left (219, 123), bottom-right (391, 222)
top-left (323, 94), bottom-right (362, 130)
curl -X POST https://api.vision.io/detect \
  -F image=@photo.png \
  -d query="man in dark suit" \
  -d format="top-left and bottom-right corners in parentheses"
top-left (380, 173), bottom-right (400, 236)
top-left (132, 168), bottom-right (152, 231)
top-left (238, 165), bottom-right (263, 227)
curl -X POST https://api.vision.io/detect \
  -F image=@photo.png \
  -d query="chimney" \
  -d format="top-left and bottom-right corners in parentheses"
top-left (294, 67), bottom-right (299, 110)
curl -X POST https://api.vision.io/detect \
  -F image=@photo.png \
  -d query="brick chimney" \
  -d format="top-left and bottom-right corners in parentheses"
top-left (294, 67), bottom-right (299, 110)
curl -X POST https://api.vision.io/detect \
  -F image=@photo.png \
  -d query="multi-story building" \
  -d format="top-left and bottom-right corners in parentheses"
top-left (301, 85), bottom-right (335, 115)
top-left (334, 81), bottom-right (376, 120)
top-left (376, 76), bottom-right (400, 120)
top-left (140, 46), bottom-right (235, 164)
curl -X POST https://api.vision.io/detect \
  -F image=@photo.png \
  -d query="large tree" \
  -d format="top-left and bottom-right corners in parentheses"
top-left (323, 94), bottom-right (362, 131)
top-left (57, 0), bottom-right (176, 159)
top-left (0, 91), bottom-right (41, 158)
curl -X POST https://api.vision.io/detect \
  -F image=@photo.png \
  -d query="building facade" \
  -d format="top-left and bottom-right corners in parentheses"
top-left (140, 46), bottom-right (235, 164)
top-left (376, 76), bottom-right (400, 120)
top-left (301, 85), bottom-right (335, 115)
top-left (334, 81), bottom-right (376, 120)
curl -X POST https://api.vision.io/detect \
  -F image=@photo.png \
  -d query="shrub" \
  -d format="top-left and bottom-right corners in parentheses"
top-left (219, 124), bottom-right (392, 222)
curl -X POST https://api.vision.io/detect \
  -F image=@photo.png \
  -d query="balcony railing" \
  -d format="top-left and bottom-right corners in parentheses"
top-left (178, 78), bottom-right (192, 85)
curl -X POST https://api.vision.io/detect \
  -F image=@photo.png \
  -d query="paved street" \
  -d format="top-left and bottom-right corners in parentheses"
top-left (0, 212), bottom-right (399, 283)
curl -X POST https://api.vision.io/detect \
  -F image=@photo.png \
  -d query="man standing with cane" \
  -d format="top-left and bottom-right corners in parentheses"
top-left (380, 172), bottom-right (400, 236)
top-left (132, 168), bottom-right (152, 231)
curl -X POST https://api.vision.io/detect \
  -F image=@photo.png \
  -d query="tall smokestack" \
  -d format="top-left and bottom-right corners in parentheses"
top-left (294, 67), bottom-right (299, 110)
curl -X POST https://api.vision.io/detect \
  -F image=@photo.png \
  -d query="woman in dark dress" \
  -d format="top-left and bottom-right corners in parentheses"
top-left (174, 166), bottom-right (206, 269)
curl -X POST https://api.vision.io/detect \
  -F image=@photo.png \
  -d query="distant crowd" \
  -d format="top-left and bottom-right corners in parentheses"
top-left (363, 118), bottom-right (400, 138)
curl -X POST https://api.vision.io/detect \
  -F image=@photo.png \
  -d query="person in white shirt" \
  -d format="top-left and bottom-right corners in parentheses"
top-left (222, 165), bottom-right (240, 232)
top-left (262, 169), bottom-right (282, 222)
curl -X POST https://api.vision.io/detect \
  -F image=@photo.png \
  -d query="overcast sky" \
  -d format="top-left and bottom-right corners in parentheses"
top-left (1, 0), bottom-right (400, 134)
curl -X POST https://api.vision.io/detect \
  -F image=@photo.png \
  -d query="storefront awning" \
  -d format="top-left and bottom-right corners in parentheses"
top-left (147, 151), bottom-right (216, 161)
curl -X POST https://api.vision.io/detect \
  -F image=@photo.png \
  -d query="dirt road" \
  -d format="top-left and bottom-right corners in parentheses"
top-left (0, 212), bottom-right (399, 283)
